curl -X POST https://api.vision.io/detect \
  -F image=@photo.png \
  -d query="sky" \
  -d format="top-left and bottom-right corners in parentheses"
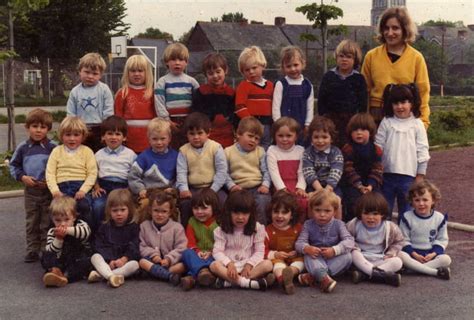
top-left (124, 0), bottom-right (474, 39)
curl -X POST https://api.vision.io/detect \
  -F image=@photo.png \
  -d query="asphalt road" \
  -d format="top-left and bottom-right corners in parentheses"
top-left (1, 196), bottom-right (473, 320)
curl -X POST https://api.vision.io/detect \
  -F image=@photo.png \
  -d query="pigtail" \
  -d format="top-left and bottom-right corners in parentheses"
top-left (382, 83), bottom-right (395, 117)
top-left (407, 83), bottom-right (421, 118)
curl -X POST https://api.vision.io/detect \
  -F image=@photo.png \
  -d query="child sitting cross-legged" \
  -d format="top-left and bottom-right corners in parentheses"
top-left (139, 190), bottom-right (187, 284)
top-left (210, 190), bottom-right (274, 290)
top-left (225, 116), bottom-right (271, 224)
top-left (179, 188), bottom-right (219, 291)
top-left (264, 191), bottom-right (304, 295)
top-left (177, 112), bottom-right (228, 226)
top-left (88, 189), bottom-right (140, 288)
top-left (346, 192), bottom-right (403, 287)
top-left (41, 196), bottom-right (92, 287)
top-left (295, 189), bottom-right (354, 293)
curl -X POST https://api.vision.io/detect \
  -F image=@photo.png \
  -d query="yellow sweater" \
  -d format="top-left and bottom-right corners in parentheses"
top-left (180, 140), bottom-right (220, 188)
top-left (225, 144), bottom-right (263, 189)
top-left (361, 44), bottom-right (430, 128)
top-left (46, 145), bottom-right (97, 194)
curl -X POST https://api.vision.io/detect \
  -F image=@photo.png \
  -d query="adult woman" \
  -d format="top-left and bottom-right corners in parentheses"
top-left (361, 7), bottom-right (430, 128)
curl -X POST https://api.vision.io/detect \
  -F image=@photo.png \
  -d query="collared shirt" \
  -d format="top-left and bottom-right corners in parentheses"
top-left (331, 67), bottom-right (357, 80)
top-left (95, 145), bottom-right (137, 181)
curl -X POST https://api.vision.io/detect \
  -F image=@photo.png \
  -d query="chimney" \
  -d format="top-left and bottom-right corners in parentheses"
top-left (468, 24), bottom-right (474, 31)
top-left (275, 17), bottom-right (286, 27)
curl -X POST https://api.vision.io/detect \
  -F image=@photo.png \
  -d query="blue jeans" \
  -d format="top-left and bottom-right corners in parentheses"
top-left (304, 252), bottom-right (352, 281)
top-left (91, 178), bottom-right (128, 232)
top-left (181, 249), bottom-right (214, 278)
top-left (382, 173), bottom-right (414, 222)
top-left (58, 181), bottom-right (92, 227)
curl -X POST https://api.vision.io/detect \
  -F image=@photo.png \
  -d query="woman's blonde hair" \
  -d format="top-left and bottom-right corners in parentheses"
top-left (238, 46), bottom-right (267, 73)
top-left (120, 55), bottom-right (154, 100)
top-left (104, 189), bottom-right (138, 224)
top-left (377, 6), bottom-right (417, 44)
top-left (58, 116), bottom-right (88, 142)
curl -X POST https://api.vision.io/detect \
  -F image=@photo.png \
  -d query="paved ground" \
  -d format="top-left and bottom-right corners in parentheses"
top-left (1, 196), bottom-right (473, 320)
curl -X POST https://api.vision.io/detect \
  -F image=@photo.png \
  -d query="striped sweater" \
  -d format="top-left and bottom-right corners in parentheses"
top-left (154, 73), bottom-right (199, 118)
top-left (45, 219), bottom-right (91, 258)
top-left (302, 145), bottom-right (344, 189)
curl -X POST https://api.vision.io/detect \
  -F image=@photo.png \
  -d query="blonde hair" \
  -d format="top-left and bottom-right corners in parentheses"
top-left (238, 46), bottom-right (267, 73)
top-left (334, 40), bottom-right (363, 69)
top-left (104, 189), bottom-right (138, 224)
top-left (147, 117), bottom-right (171, 138)
top-left (78, 52), bottom-right (106, 72)
top-left (308, 189), bottom-right (340, 211)
top-left (58, 116), bottom-right (88, 142)
top-left (50, 196), bottom-right (77, 219)
top-left (121, 55), bottom-right (154, 99)
top-left (377, 6), bottom-right (418, 44)
top-left (163, 43), bottom-right (189, 63)
top-left (280, 46), bottom-right (306, 71)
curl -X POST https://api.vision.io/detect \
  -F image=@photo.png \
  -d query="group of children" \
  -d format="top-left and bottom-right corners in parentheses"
top-left (9, 39), bottom-right (451, 294)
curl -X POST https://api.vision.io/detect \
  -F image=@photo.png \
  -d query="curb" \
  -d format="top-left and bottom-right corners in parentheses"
top-left (1, 190), bottom-right (473, 232)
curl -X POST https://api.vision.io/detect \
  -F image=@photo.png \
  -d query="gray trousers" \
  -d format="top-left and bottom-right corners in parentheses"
top-left (24, 186), bottom-right (52, 254)
top-left (304, 251), bottom-right (352, 281)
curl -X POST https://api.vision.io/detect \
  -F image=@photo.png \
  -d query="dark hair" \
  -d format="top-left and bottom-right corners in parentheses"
top-left (382, 83), bottom-right (421, 118)
top-left (101, 115), bottom-right (128, 136)
top-left (26, 108), bottom-right (53, 130)
top-left (191, 188), bottom-right (220, 219)
top-left (202, 52), bottom-right (228, 73)
top-left (183, 112), bottom-right (211, 134)
top-left (267, 190), bottom-right (299, 226)
top-left (271, 116), bottom-right (300, 142)
top-left (220, 190), bottom-right (256, 236)
top-left (146, 189), bottom-right (179, 221)
top-left (346, 113), bottom-right (377, 141)
top-left (408, 180), bottom-right (441, 209)
top-left (353, 192), bottom-right (389, 219)
top-left (308, 116), bottom-right (337, 142)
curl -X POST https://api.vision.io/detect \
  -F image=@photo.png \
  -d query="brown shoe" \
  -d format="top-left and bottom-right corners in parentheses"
top-left (197, 268), bottom-right (216, 287)
top-left (43, 267), bottom-right (68, 287)
top-left (181, 275), bottom-right (195, 291)
top-left (319, 275), bottom-right (336, 293)
top-left (282, 267), bottom-right (295, 295)
top-left (297, 273), bottom-right (314, 287)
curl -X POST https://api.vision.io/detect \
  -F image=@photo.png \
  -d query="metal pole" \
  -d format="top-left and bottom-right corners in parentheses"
top-left (47, 58), bottom-right (51, 103)
top-left (2, 64), bottom-right (5, 107)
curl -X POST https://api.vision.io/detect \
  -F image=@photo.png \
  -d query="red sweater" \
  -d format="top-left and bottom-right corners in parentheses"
top-left (235, 80), bottom-right (274, 119)
top-left (114, 87), bottom-right (156, 153)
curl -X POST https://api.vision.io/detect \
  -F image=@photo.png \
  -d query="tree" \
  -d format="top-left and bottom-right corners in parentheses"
top-left (178, 26), bottom-right (194, 44)
top-left (413, 38), bottom-right (447, 93)
top-left (422, 19), bottom-right (464, 28)
top-left (15, 0), bottom-right (129, 98)
top-left (211, 12), bottom-right (247, 23)
top-left (135, 27), bottom-right (173, 41)
top-left (296, 2), bottom-right (344, 74)
top-left (1, 0), bottom-right (49, 151)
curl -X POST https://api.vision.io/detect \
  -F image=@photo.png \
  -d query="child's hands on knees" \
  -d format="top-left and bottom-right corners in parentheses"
top-left (227, 262), bottom-right (238, 280)
top-left (241, 263), bottom-right (253, 279)
top-left (160, 257), bottom-right (171, 267)
top-left (92, 186), bottom-right (106, 198)
top-left (424, 252), bottom-right (437, 262)
top-left (257, 185), bottom-right (269, 194)
top-left (198, 251), bottom-right (211, 260)
top-left (74, 190), bottom-right (86, 200)
top-left (411, 252), bottom-right (427, 263)
top-left (230, 185), bottom-right (242, 193)
top-left (321, 247), bottom-right (335, 259)
top-left (52, 191), bottom-right (64, 198)
top-left (151, 256), bottom-right (162, 264)
top-left (303, 245), bottom-right (321, 258)
top-left (180, 190), bottom-right (192, 199)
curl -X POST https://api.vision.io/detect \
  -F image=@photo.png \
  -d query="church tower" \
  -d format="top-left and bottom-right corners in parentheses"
top-left (371, 0), bottom-right (407, 27)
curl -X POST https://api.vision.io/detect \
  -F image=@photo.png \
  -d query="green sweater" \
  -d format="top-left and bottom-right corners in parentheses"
top-left (187, 217), bottom-right (218, 252)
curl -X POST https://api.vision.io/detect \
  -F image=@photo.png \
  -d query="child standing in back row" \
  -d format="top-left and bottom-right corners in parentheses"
top-left (317, 40), bottom-right (367, 147)
top-left (114, 55), bottom-right (156, 153)
top-left (192, 52), bottom-right (236, 148)
top-left (375, 84), bottom-right (430, 220)
top-left (155, 43), bottom-right (199, 149)
top-left (10, 108), bottom-right (56, 262)
top-left (67, 53), bottom-right (114, 152)
top-left (272, 46), bottom-right (314, 145)
top-left (235, 46), bottom-right (274, 149)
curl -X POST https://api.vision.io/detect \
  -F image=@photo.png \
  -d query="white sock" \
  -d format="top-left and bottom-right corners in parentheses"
top-left (399, 251), bottom-right (437, 276)
top-left (113, 260), bottom-right (140, 278)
